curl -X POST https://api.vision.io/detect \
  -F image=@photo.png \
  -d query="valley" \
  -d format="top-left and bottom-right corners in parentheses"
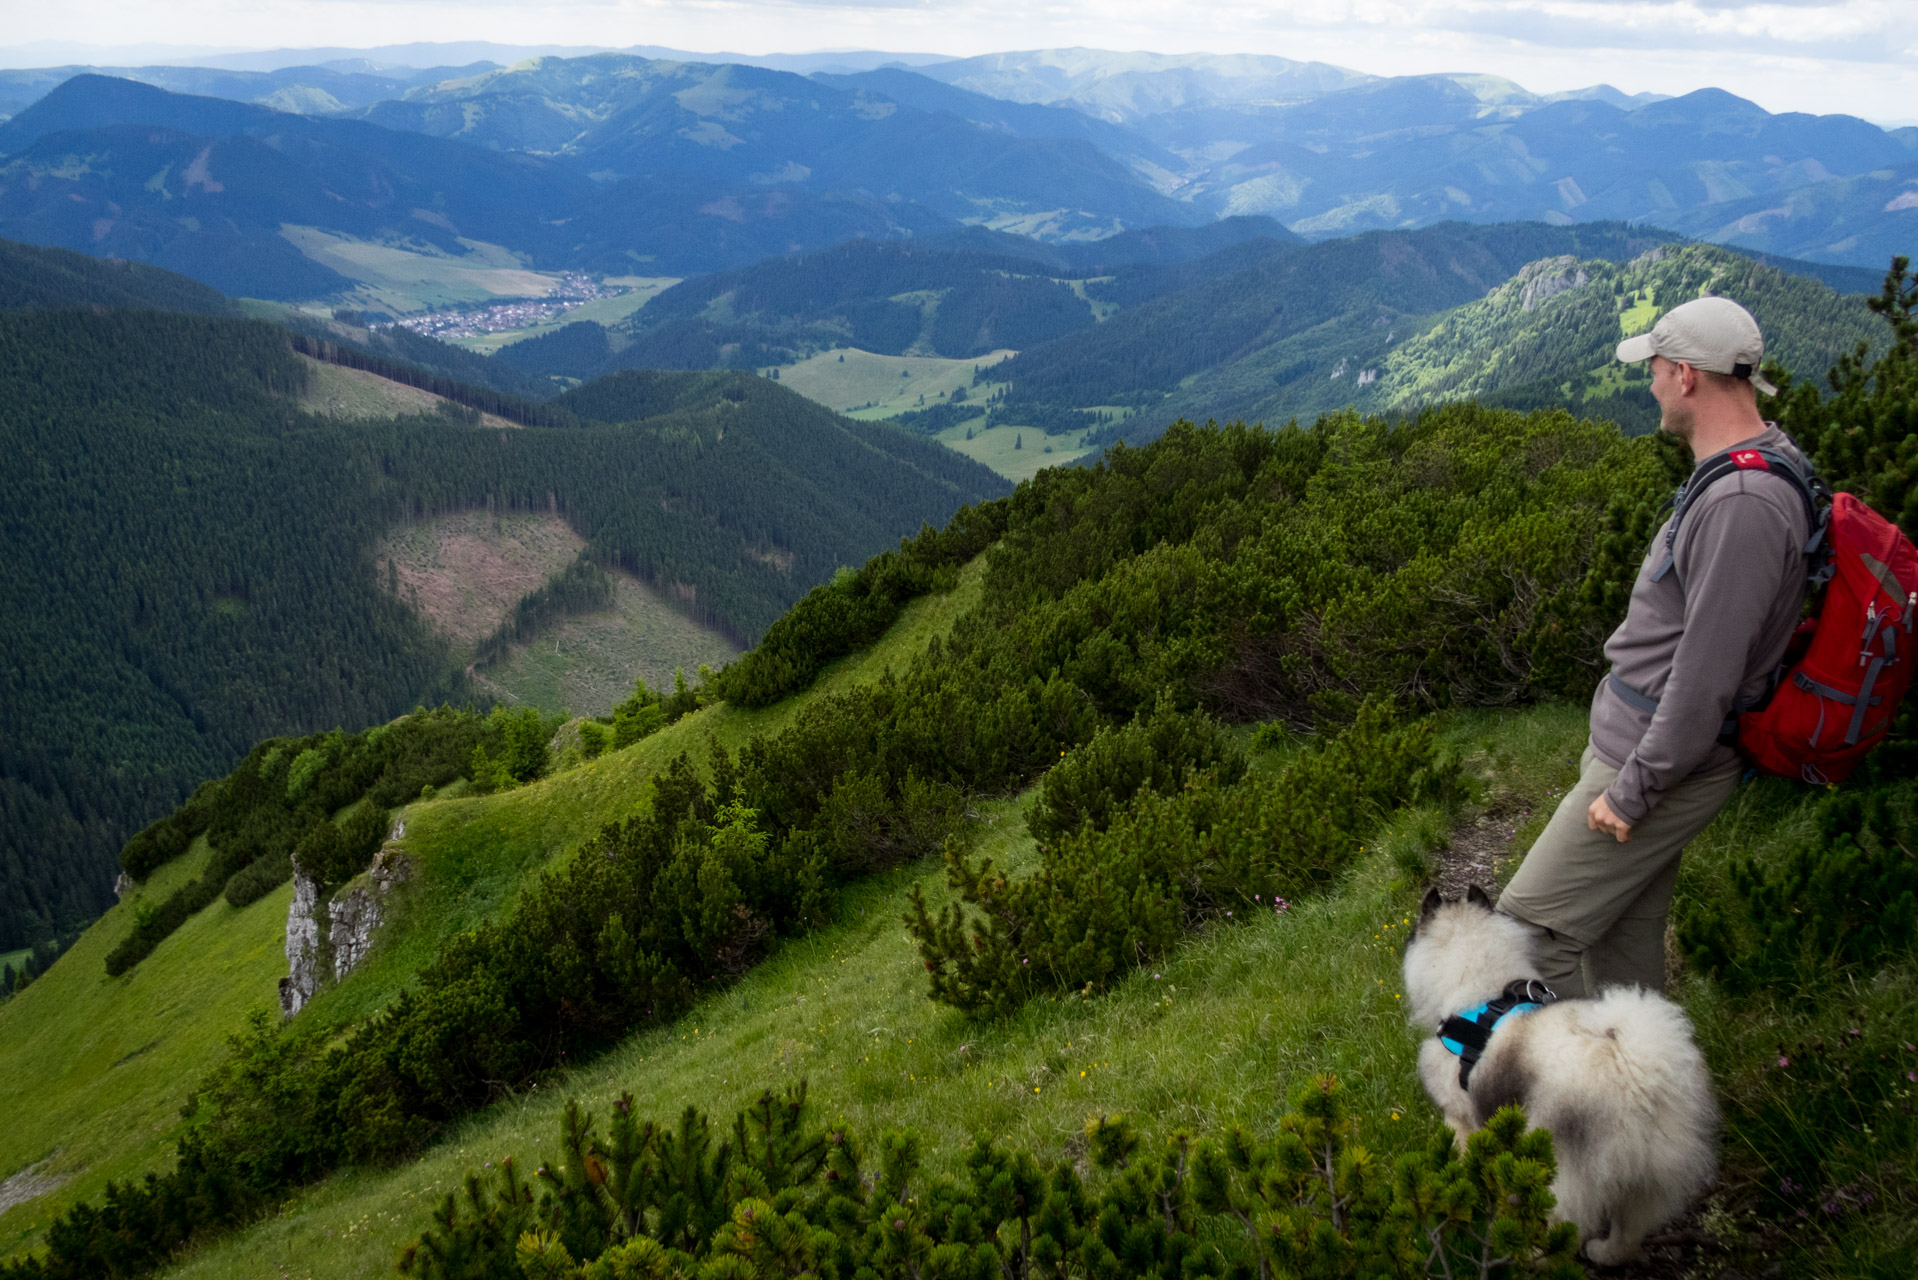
top-left (450, 276), bottom-right (676, 353)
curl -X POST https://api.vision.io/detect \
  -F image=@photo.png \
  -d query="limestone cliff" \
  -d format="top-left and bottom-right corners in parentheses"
top-left (279, 819), bottom-right (411, 1017)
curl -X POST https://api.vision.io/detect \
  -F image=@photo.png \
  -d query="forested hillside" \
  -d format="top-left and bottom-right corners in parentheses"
top-left (505, 241), bottom-right (1102, 381)
top-left (0, 238), bottom-right (232, 313)
top-left (0, 309), bottom-right (457, 955)
top-left (0, 291), bottom-right (1004, 955)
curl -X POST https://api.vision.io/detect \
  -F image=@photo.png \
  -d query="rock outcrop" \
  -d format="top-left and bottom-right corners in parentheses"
top-left (1517, 255), bottom-right (1591, 311)
top-left (279, 819), bottom-right (411, 1018)
top-left (279, 872), bottom-right (325, 1018)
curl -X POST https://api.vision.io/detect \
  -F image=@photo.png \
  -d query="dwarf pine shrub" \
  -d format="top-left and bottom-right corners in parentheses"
top-left (1025, 693), bottom-right (1246, 845)
top-left (470, 706), bottom-right (559, 792)
top-left (393, 1075), bottom-right (1578, 1280)
top-left (909, 702), bottom-right (1463, 1017)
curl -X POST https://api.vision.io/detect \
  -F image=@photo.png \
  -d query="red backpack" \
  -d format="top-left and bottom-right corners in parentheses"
top-left (1659, 445), bottom-right (1918, 785)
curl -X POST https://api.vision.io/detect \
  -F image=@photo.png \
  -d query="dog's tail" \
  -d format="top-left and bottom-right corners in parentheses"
top-left (1552, 988), bottom-right (1720, 1252)
top-left (1577, 988), bottom-right (1711, 1105)
top-left (1568, 988), bottom-right (1719, 1172)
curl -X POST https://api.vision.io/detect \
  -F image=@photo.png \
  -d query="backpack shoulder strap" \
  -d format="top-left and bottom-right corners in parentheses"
top-left (1650, 444), bottom-right (1831, 584)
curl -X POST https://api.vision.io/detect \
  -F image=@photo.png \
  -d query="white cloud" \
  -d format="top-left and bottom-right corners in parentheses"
top-left (2, 0), bottom-right (1911, 122)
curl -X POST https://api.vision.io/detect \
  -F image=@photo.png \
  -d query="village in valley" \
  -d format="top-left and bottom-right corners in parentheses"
top-left (378, 272), bottom-right (629, 340)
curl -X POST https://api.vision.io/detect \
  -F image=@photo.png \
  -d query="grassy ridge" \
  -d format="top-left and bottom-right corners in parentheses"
top-left (153, 701), bottom-right (1591, 1279)
top-left (155, 787), bottom-right (1429, 1277)
top-left (0, 562), bottom-right (984, 1257)
top-left (217, 691), bottom-right (1907, 1279)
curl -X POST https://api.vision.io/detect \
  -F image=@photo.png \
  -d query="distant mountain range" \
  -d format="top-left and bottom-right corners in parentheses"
top-left (0, 46), bottom-right (1912, 304)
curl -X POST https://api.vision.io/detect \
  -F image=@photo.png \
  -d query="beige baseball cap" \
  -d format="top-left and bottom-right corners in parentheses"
top-left (1616, 295), bottom-right (1777, 395)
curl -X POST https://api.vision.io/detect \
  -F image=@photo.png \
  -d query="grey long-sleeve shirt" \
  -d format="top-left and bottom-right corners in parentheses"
top-left (1590, 424), bottom-right (1810, 823)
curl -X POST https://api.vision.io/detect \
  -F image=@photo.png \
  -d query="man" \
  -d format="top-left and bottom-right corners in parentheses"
top-left (1497, 296), bottom-right (1812, 998)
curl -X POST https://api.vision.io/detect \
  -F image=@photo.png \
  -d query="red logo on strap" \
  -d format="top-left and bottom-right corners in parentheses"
top-left (1731, 450), bottom-right (1770, 470)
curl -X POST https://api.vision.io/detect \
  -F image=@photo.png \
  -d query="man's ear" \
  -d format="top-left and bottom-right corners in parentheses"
top-left (1420, 887), bottom-right (1444, 920)
top-left (1466, 884), bottom-right (1495, 912)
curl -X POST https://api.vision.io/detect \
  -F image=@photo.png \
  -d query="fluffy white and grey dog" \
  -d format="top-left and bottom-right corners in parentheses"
top-left (1401, 885), bottom-right (1718, 1265)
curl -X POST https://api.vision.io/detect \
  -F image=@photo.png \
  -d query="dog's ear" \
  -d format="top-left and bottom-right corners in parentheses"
top-left (1420, 886), bottom-right (1443, 920)
top-left (1465, 883), bottom-right (1495, 912)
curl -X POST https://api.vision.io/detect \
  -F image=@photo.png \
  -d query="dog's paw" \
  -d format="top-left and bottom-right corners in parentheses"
top-left (1582, 1234), bottom-right (1645, 1267)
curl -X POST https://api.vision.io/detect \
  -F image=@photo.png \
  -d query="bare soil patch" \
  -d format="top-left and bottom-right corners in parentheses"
top-left (379, 511), bottom-right (586, 651)
top-left (0, 1156), bottom-right (63, 1215)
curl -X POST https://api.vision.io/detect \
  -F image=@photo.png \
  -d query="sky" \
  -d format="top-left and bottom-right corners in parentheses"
top-left (4, 0), bottom-right (1914, 125)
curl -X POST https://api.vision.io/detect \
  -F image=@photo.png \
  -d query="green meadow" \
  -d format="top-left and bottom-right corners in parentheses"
top-left (277, 227), bottom-right (562, 314)
top-left (932, 420), bottom-right (1096, 483)
top-left (779, 346), bottom-right (1014, 416)
top-left (475, 570), bottom-right (742, 718)
top-left (0, 839), bottom-right (293, 1259)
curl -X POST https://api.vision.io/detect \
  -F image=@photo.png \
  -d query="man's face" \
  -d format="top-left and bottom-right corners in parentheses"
top-left (1649, 355), bottom-right (1695, 440)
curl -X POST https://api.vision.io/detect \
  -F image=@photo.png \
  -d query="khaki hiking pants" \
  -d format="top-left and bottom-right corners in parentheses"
top-left (1497, 743), bottom-right (1742, 1000)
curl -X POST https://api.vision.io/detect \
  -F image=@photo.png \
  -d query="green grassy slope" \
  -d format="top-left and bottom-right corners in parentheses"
top-left (931, 421), bottom-right (1096, 483)
top-left (0, 559), bottom-right (986, 1258)
top-left (475, 570), bottom-right (743, 718)
top-left (782, 347), bottom-right (1013, 416)
top-left (156, 775), bottom-right (1443, 1278)
top-left (0, 840), bottom-right (293, 1257)
top-left (152, 701), bottom-right (1603, 1280)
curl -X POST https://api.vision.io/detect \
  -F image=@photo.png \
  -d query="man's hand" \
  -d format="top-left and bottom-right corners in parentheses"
top-left (1588, 793), bottom-right (1634, 843)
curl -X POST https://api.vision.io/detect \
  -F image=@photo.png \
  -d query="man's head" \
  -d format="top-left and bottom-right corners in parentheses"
top-left (1616, 296), bottom-right (1773, 442)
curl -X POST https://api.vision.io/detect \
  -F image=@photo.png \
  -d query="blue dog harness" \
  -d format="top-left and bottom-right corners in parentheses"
top-left (1437, 978), bottom-right (1558, 1090)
